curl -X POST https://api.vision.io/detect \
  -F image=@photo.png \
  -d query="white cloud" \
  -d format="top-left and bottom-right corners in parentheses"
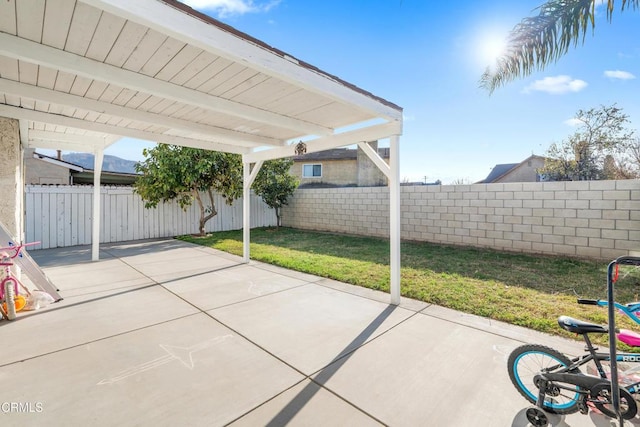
top-left (181, 0), bottom-right (280, 18)
top-left (523, 75), bottom-right (588, 94)
top-left (604, 70), bottom-right (636, 80)
top-left (564, 118), bottom-right (583, 127)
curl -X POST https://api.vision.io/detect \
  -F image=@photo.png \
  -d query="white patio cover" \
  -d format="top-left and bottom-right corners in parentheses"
top-left (0, 0), bottom-right (403, 303)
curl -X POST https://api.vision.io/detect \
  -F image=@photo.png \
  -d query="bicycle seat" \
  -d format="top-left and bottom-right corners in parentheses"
top-left (558, 316), bottom-right (608, 334)
top-left (618, 330), bottom-right (640, 347)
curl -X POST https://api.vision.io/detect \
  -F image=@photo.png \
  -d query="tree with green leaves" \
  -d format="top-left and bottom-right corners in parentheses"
top-left (134, 145), bottom-right (242, 236)
top-left (252, 159), bottom-right (299, 227)
top-left (480, 0), bottom-right (639, 93)
top-left (539, 104), bottom-right (634, 180)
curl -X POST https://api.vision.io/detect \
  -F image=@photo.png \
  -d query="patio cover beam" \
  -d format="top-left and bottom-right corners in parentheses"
top-left (0, 104), bottom-right (249, 154)
top-left (357, 142), bottom-right (390, 179)
top-left (0, 32), bottom-right (331, 137)
top-left (0, 79), bottom-right (282, 148)
top-left (244, 121), bottom-right (401, 163)
top-left (27, 130), bottom-right (107, 151)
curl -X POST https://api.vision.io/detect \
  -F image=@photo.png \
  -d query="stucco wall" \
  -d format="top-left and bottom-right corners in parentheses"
top-left (0, 117), bottom-right (22, 239)
top-left (291, 159), bottom-right (359, 187)
top-left (291, 145), bottom-right (388, 187)
top-left (24, 149), bottom-right (70, 185)
top-left (281, 180), bottom-right (640, 260)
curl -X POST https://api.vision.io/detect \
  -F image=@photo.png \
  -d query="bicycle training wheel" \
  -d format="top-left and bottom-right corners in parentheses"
top-left (3, 279), bottom-right (16, 320)
top-left (508, 344), bottom-right (582, 414)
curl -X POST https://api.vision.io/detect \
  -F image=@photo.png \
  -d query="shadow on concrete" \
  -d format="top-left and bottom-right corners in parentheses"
top-left (264, 304), bottom-right (398, 426)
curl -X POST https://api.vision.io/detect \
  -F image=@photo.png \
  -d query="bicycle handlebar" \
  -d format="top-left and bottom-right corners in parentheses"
top-left (615, 256), bottom-right (640, 267)
top-left (0, 241), bottom-right (40, 259)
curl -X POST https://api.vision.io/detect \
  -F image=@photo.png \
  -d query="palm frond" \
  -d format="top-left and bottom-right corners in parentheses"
top-left (480, 0), bottom-right (638, 94)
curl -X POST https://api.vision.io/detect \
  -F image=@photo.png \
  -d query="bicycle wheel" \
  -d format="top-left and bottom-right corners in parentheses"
top-left (508, 344), bottom-right (582, 414)
top-left (3, 279), bottom-right (16, 320)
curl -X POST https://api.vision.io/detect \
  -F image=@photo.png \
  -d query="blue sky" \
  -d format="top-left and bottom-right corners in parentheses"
top-left (101, 0), bottom-right (640, 184)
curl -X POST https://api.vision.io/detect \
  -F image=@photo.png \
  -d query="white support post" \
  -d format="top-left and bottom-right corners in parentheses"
top-left (91, 148), bottom-right (104, 261)
top-left (243, 162), bottom-right (250, 263)
top-left (389, 135), bottom-right (401, 305)
top-left (242, 160), bottom-right (264, 263)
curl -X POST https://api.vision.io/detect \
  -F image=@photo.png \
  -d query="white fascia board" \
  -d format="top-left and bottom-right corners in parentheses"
top-left (0, 79), bottom-right (281, 148)
top-left (244, 121), bottom-right (401, 163)
top-left (33, 153), bottom-right (85, 172)
top-left (0, 32), bottom-right (330, 137)
top-left (81, 0), bottom-right (402, 122)
top-left (0, 104), bottom-right (249, 154)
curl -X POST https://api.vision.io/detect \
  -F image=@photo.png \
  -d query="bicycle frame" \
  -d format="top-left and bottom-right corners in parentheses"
top-left (0, 242), bottom-right (37, 300)
top-left (0, 249), bottom-right (19, 300)
top-left (550, 330), bottom-right (640, 396)
top-left (511, 256), bottom-right (640, 427)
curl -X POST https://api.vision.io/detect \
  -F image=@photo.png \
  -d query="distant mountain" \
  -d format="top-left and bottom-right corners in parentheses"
top-left (62, 153), bottom-right (139, 174)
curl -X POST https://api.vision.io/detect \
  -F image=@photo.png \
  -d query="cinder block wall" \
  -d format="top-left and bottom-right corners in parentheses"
top-left (281, 180), bottom-right (640, 260)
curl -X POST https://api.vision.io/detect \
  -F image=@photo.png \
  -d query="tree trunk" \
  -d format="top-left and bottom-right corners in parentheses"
top-left (194, 189), bottom-right (217, 236)
top-left (275, 207), bottom-right (281, 227)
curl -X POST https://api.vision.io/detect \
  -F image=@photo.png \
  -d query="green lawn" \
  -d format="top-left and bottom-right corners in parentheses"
top-left (178, 227), bottom-right (640, 346)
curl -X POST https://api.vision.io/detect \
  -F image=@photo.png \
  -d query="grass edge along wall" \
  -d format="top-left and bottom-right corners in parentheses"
top-left (281, 180), bottom-right (640, 261)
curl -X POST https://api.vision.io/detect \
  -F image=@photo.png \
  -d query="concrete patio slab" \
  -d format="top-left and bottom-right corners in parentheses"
top-left (6, 238), bottom-right (633, 427)
top-left (39, 258), bottom-right (151, 297)
top-left (162, 264), bottom-right (308, 311)
top-left (421, 304), bottom-right (591, 357)
top-left (0, 313), bottom-right (304, 427)
top-left (308, 311), bottom-right (613, 426)
top-left (229, 379), bottom-right (383, 427)
top-left (209, 284), bottom-right (416, 375)
top-left (124, 252), bottom-right (238, 283)
top-left (27, 246), bottom-right (115, 267)
top-left (315, 277), bottom-right (430, 313)
top-left (0, 284), bottom-right (198, 366)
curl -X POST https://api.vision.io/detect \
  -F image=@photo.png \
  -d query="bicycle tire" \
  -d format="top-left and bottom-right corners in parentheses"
top-left (590, 382), bottom-right (637, 420)
top-left (508, 344), bottom-right (582, 415)
top-left (4, 279), bottom-right (16, 320)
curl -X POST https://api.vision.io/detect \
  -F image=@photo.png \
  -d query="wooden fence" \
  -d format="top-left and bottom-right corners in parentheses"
top-left (24, 185), bottom-right (276, 249)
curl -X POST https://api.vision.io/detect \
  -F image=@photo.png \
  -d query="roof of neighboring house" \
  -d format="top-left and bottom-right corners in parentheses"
top-left (478, 155), bottom-right (547, 183)
top-left (479, 163), bottom-right (519, 184)
top-left (294, 147), bottom-right (390, 162)
top-left (71, 171), bottom-right (139, 185)
top-left (32, 152), bottom-right (139, 185)
top-left (32, 152), bottom-right (84, 172)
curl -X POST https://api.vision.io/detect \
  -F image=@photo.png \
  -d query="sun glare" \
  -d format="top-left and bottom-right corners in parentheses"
top-left (480, 34), bottom-right (507, 65)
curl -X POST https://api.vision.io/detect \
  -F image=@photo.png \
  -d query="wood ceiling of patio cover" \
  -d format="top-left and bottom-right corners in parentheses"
top-left (0, 0), bottom-right (403, 156)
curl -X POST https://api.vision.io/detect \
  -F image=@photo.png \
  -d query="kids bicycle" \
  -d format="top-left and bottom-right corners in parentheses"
top-left (508, 256), bottom-right (640, 427)
top-left (0, 242), bottom-right (37, 320)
